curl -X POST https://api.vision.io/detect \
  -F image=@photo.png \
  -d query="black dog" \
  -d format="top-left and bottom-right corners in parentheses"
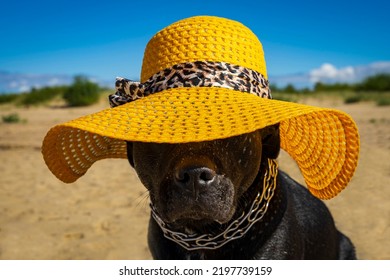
top-left (126, 124), bottom-right (356, 259)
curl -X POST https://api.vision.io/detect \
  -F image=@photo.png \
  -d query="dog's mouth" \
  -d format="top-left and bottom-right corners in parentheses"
top-left (167, 208), bottom-right (230, 226)
top-left (150, 202), bottom-right (232, 235)
top-left (152, 197), bottom-right (236, 227)
top-left (151, 174), bottom-right (236, 227)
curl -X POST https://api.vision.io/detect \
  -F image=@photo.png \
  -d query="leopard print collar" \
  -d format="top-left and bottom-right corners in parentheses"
top-left (109, 61), bottom-right (271, 107)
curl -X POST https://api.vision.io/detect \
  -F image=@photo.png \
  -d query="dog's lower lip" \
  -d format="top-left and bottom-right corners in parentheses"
top-left (169, 211), bottom-right (230, 225)
top-left (174, 217), bottom-right (220, 228)
top-left (173, 212), bottom-right (211, 222)
top-left (163, 208), bottom-right (217, 223)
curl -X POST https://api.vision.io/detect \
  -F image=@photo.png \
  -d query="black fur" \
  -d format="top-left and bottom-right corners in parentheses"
top-left (126, 125), bottom-right (356, 259)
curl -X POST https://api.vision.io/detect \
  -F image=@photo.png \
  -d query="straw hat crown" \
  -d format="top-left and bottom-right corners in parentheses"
top-left (141, 16), bottom-right (267, 81)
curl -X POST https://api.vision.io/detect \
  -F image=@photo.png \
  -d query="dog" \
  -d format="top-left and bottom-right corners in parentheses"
top-left (40, 15), bottom-right (360, 260)
top-left (126, 124), bottom-right (357, 260)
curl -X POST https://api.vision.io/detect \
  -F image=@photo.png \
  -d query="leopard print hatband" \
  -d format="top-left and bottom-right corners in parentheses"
top-left (109, 61), bottom-right (271, 108)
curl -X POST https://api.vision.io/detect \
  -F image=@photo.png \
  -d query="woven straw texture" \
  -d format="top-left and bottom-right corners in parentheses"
top-left (141, 16), bottom-right (267, 82)
top-left (41, 16), bottom-right (360, 200)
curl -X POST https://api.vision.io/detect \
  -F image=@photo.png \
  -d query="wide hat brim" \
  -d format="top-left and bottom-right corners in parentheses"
top-left (42, 86), bottom-right (359, 199)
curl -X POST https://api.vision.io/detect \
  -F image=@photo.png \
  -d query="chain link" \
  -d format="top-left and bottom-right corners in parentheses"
top-left (150, 159), bottom-right (278, 251)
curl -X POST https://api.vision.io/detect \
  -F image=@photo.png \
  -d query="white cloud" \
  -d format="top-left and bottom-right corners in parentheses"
top-left (7, 79), bottom-right (30, 92)
top-left (368, 61), bottom-right (390, 70)
top-left (309, 63), bottom-right (355, 83)
top-left (48, 78), bottom-right (61, 86)
top-left (18, 85), bottom-right (31, 92)
top-left (8, 81), bottom-right (19, 89)
top-left (270, 61), bottom-right (390, 88)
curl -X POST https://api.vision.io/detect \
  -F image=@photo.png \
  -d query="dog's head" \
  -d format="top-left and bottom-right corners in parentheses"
top-left (127, 124), bottom-right (280, 230)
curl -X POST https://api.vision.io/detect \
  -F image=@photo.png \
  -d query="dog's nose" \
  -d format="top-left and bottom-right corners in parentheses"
top-left (174, 166), bottom-right (216, 197)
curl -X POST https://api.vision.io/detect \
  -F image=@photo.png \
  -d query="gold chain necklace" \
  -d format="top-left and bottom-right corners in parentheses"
top-left (150, 159), bottom-right (278, 251)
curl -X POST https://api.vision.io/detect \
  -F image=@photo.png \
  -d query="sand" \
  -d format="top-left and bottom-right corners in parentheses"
top-left (0, 97), bottom-right (389, 260)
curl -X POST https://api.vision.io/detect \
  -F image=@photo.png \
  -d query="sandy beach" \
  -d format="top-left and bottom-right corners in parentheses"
top-left (0, 97), bottom-right (389, 259)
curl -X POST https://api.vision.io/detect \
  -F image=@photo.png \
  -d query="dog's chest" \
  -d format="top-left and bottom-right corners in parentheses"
top-left (184, 251), bottom-right (206, 260)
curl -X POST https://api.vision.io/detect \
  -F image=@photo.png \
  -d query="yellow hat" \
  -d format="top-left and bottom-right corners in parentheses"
top-left (41, 16), bottom-right (359, 199)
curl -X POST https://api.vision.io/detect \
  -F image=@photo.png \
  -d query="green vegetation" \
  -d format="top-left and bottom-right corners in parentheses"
top-left (270, 92), bottom-right (299, 103)
top-left (313, 82), bottom-right (352, 92)
top-left (20, 86), bottom-right (67, 106)
top-left (63, 76), bottom-right (100, 107)
top-left (344, 95), bottom-right (362, 104)
top-left (369, 118), bottom-right (389, 124)
top-left (0, 75), bottom-right (104, 107)
top-left (356, 74), bottom-right (390, 92)
top-left (339, 91), bottom-right (390, 106)
top-left (0, 93), bottom-right (20, 104)
top-left (376, 97), bottom-right (390, 106)
top-left (270, 73), bottom-right (390, 106)
top-left (1, 113), bottom-right (25, 124)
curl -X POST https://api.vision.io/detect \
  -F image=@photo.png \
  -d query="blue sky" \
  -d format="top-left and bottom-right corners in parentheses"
top-left (0, 0), bottom-right (389, 91)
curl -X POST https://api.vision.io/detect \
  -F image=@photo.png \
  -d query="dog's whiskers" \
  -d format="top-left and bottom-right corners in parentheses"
top-left (134, 190), bottom-right (150, 209)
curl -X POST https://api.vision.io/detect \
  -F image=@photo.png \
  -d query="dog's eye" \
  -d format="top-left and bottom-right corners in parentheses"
top-left (262, 134), bottom-right (272, 143)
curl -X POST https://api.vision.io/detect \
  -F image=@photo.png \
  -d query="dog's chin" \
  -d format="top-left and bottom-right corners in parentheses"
top-left (161, 205), bottom-right (234, 221)
top-left (165, 213), bottom-right (235, 233)
top-left (154, 203), bottom-right (236, 230)
top-left (172, 209), bottom-right (234, 224)
top-left (172, 218), bottom-right (226, 234)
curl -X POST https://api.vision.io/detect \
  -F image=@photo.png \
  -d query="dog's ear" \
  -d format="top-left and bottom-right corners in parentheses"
top-left (261, 124), bottom-right (280, 159)
top-left (126, 141), bottom-right (135, 168)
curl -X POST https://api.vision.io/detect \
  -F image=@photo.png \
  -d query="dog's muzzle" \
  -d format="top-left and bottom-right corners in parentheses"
top-left (150, 159), bottom-right (278, 251)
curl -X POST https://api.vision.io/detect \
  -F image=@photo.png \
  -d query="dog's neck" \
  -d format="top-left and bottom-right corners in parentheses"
top-left (149, 159), bottom-right (287, 258)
